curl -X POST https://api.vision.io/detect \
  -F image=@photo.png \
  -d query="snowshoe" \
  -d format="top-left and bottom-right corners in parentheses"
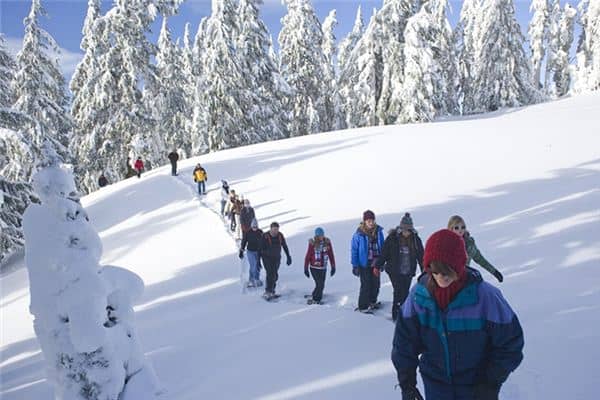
top-left (370, 301), bottom-right (382, 310)
top-left (307, 299), bottom-right (321, 305)
top-left (354, 307), bottom-right (374, 314)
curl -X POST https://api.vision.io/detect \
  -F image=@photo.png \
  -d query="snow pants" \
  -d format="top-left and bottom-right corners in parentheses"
top-left (170, 161), bottom-right (177, 176)
top-left (358, 267), bottom-right (379, 310)
top-left (310, 267), bottom-right (326, 302)
top-left (262, 256), bottom-right (281, 294)
top-left (386, 268), bottom-right (413, 320)
top-left (197, 180), bottom-right (206, 194)
top-left (220, 200), bottom-right (227, 216)
top-left (247, 250), bottom-right (261, 282)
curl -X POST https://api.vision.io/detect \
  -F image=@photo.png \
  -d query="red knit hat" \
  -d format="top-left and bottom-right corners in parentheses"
top-left (423, 229), bottom-right (467, 276)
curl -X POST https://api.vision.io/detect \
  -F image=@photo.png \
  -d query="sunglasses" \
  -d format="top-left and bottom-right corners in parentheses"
top-left (453, 225), bottom-right (466, 231)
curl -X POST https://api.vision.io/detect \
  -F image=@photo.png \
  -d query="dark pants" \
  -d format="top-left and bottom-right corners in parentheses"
top-left (310, 267), bottom-right (326, 302)
top-left (220, 200), bottom-right (226, 216)
top-left (263, 257), bottom-right (281, 294)
top-left (423, 376), bottom-right (483, 400)
top-left (386, 268), bottom-right (413, 320)
top-left (230, 213), bottom-right (237, 230)
top-left (197, 181), bottom-right (205, 194)
top-left (136, 169), bottom-right (142, 178)
top-left (358, 267), bottom-right (379, 310)
top-left (170, 161), bottom-right (177, 176)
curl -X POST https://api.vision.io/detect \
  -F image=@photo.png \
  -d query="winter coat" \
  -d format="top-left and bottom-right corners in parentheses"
top-left (221, 186), bottom-right (229, 201)
top-left (240, 206), bottom-right (255, 228)
top-left (261, 232), bottom-right (290, 260)
top-left (464, 232), bottom-right (499, 277)
top-left (375, 229), bottom-right (424, 276)
top-left (229, 198), bottom-right (242, 215)
top-left (193, 167), bottom-right (207, 182)
top-left (241, 229), bottom-right (263, 252)
top-left (304, 237), bottom-right (336, 270)
top-left (168, 152), bottom-right (179, 163)
top-left (134, 159), bottom-right (144, 171)
top-left (351, 223), bottom-right (385, 268)
top-left (392, 268), bottom-right (523, 390)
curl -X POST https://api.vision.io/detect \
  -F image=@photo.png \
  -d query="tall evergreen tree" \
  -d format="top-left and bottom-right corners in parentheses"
top-left (337, 6), bottom-right (364, 74)
top-left (13, 0), bottom-right (72, 162)
top-left (575, 0), bottom-right (600, 91)
top-left (279, 0), bottom-right (329, 136)
top-left (529, 0), bottom-right (551, 89)
top-left (546, 1), bottom-right (577, 96)
top-left (470, 0), bottom-right (539, 112)
top-left (321, 9), bottom-right (343, 130)
top-left (455, 0), bottom-right (482, 114)
top-left (0, 34), bottom-right (16, 108)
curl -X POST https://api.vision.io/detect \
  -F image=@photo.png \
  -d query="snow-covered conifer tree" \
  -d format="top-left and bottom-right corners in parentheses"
top-left (455, 0), bottom-right (482, 114)
top-left (23, 152), bottom-right (162, 400)
top-left (321, 9), bottom-right (343, 130)
top-left (279, 0), bottom-right (329, 135)
top-left (547, 1), bottom-right (577, 96)
top-left (529, 0), bottom-right (551, 89)
top-left (470, 0), bottom-right (540, 112)
top-left (337, 6), bottom-right (364, 74)
top-left (575, 0), bottom-right (600, 91)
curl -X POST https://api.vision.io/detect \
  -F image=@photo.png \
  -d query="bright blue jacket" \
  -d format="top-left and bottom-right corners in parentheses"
top-left (392, 268), bottom-right (523, 390)
top-left (351, 224), bottom-right (385, 268)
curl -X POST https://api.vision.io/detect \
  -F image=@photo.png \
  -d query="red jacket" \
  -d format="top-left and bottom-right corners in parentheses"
top-left (304, 237), bottom-right (336, 270)
top-left (134, 159), bottom-right (144, 171)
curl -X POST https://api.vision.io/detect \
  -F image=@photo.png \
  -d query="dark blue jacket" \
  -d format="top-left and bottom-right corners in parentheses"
top-left (392, 268), bottom-right (523, 390)
top-left (350, 224), bottom-right (385, 268)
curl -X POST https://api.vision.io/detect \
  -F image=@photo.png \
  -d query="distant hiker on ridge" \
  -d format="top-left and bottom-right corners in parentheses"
top-left (168, 150), bottom-right (179, 176)
top-left (448, 215), bottom-right (504, 282)
top-left (260, 222), bottom-right (292, 301)
top-left (193, 163), bottom-right (207, 195)
top-left (134, 157), bottom-right (144, 179)
top-left (98, 173), bottom-right (108, 188)
top-left (303, 227), bottom-right (336, 305)
top-left (351, 210), bottom-right (385, 313)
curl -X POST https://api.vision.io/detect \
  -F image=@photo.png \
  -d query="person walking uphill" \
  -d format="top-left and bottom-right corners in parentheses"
top-left (220, 180), bottom-right (230, 216)
top-left (448, 215), bottom-right (504, 283)
top-left (240, 199), bottom-right (255, 235)
top-left (392, 229), bottom-right (524, 400)
top-left (134, 157), bottom-right (144, 179)
top-left (260, 222), bottom-right (292, 300)
top-left (239, 219), bottom-right (263, 287)
top-left (351, 210), bottom-right (385, 313)
top-left (304, 227), bottom-right (336, 305)
top-left (193, 164), bottom-right (207, 195)
top-left (374, 213), bottom-right (424, 321)
top-left (168, 150), bottom-right (179, 176)
top-left (98, 173), bottom-right (108, 188)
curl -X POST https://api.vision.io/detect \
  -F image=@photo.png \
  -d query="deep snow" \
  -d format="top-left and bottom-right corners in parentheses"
top-left (2, 93), bottom-right (600, 399)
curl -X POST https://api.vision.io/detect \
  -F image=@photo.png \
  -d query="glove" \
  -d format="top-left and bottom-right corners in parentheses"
top-left (330, 268), bottom-right (336, 277)
top-left (401, 387), bottom-right (424, 400)
top-left (473, 383), bottom-right (500, 400)
top-left (304, 269), bottom-right (310, 278)
top-left (372, 267), bottom-right (381, 277)
top-left (352, 267), bottom-right (359, 277)
top-left (238, 250), bottom-right (244, 259)
top-left (493, 270), bottom-right (504, 283)
top-left (286, 256), bottom-right (292, 266)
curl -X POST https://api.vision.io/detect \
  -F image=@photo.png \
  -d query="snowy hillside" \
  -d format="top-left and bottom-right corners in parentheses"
top-left (2, 93), bottom-right (600, 400)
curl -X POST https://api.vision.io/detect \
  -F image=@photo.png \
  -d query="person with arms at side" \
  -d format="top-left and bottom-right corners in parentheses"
top-left (303, 227), bottom-right (336, 305)
top-left (239, 219), bottom-right (264, 288)
top-left (260, 222), bottom-right (292, 301)
top-left (168, 149), bottom-right (179, 176)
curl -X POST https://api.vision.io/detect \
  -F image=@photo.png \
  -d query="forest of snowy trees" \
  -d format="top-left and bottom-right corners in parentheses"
top-left (1, 0), bottom-right (600, 264)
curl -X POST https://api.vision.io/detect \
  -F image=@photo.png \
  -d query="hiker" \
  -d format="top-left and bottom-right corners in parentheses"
top-left (240, 199), bottom-right (256, 235)
top-left (239, 219), bottom-right (264, 287)
top-left (228, 192), bottom-right (241, 234)
top-left (134, 157), bottom-right (144, 179)
top-left (303, 227), bottom-right (336, 305)
top-left (448, 215), bottom-right (504, 282)
top-left (260, 222), bottom-right (292, 300)
top-left (351, 210), bottom-right (385, 313)
top-left (168, 150), bottom-right (179, 176)
top-left (374, 213), bottom-right (424, 321)
top-left (98, 173), bottom-right (108, 188)
top-left (220, 180), bottom-right (230, 216)
top-left (125, 157), bottom-right (137, 178)
top-left (392, 229), bottom-right (523, 400)
top-left (193, 164), bottom-right (207, 195)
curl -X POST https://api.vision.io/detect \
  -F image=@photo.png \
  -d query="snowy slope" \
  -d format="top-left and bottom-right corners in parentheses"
top-left (2, 93), bottom-right (600, 399)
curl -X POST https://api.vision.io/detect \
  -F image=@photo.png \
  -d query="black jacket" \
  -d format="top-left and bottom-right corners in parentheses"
top-left (375, 230), bottom-right (424, 276)
top-left (168, 152), bottom-right (179, 163)
top-left (98, 176), bottom-right (108, 187)
top-left (241, 229), bottom-right (263, 252)
top-left (261, 232), bottom-right (290, 260)
top-left (240, 207), bottom-right (255, 227)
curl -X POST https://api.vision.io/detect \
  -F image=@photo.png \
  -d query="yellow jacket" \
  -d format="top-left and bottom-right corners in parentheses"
top-left (194, 168), bottom-right (207, 182)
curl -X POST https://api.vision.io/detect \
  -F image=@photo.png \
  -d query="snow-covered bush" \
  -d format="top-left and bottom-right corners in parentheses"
top-left (23, 164), bottom-right (161, 400)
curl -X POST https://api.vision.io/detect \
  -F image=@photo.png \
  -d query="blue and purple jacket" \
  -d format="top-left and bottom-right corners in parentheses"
top-left (392, 268), bottom-right (524, 389)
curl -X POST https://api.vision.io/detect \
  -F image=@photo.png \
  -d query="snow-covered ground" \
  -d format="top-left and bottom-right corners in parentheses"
top-left (2, 93), bottom-right (600, 399)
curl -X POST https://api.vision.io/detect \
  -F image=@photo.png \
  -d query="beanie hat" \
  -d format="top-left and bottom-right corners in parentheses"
top-left (423, 229), bottom-right (467, 277)
top-left (251, 219), bottom-right (258, 229)
top-left (314, 227), bottom-right (324, 237)
top-left (363, 210), bottom-right (376, 221)
top-left (400, 212), bottom-right (414, 231)
top-left (270, 221), bottom-right (280, 228)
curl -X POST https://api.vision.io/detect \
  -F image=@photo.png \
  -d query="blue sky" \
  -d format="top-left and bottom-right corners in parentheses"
top-left (0, 0), bottom-right (575, 79)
